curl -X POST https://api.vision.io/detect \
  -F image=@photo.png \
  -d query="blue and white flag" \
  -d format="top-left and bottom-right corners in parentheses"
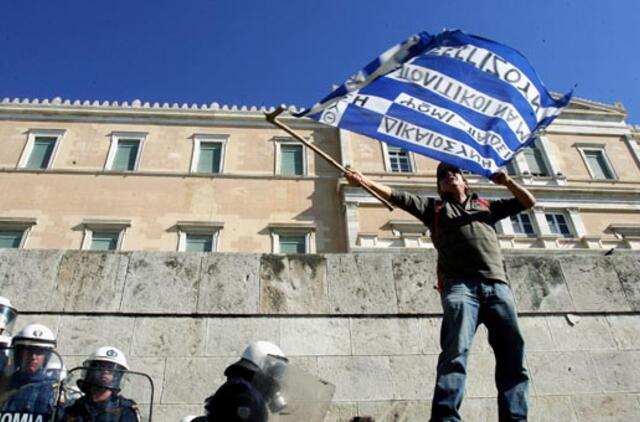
top-left (295, 30), bottom-right (573, 177)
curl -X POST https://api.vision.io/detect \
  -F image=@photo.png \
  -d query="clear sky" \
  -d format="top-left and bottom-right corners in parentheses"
top-left (1, 0), bottom-right (638, 124)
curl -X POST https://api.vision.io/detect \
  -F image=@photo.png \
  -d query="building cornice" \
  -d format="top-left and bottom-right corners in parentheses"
top-left (0, 97), bottom-right (325, 130)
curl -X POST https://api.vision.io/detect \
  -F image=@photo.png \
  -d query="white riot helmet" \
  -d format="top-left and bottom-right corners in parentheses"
top-left (45, 360), bottom-right (68, 381)
top-left (240, 341), bottom-right (286, 373)
top-left (0, 297), bottom-right (17, 347)
top-left (12, 324), bottom-right (57, 374)
top-left (12, 324), bottom-right (56, 350)
top-left (83, 346), bottom-right (129, 370)
top-left (237, 341), bottom-right (289, 414)
top-left (79, 346), bottom-right (128, 392)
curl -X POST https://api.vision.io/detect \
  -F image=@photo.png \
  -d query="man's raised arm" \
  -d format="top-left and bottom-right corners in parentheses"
top-left (490, 170), bottom-right (536, 209)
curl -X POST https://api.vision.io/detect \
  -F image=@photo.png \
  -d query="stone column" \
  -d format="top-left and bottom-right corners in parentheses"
top-left (344, 201), bottom-right (360, 252)
top-left (537, 134), bottom-right (566, 185)
top-left (566, 207), bottom-right (587, 239)
top-left (624, 133), bottom-right (640, 168)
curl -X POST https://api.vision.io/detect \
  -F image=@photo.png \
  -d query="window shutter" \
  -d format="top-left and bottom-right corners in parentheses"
top-left (26, 137), bottom-right (57, 169)
top-left (280, 145), bottom-right (303, 175)
top-left (197, 143), bottom-right (222, 173)
top-left (112, 140), bottom-right (140, 171)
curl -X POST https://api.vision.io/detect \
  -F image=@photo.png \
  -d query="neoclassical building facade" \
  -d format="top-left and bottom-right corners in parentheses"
top-left (0, 96), bottom-right (638, 254)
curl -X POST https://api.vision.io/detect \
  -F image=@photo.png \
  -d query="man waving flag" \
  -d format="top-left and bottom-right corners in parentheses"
top-left (295, 30), bottom-right (572, 177)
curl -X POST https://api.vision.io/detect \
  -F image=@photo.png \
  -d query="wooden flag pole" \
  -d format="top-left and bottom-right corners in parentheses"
top-left (265, 106), bottom-right (394, 211)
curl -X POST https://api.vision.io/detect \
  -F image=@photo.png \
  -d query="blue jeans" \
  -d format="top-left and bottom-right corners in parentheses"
top-left (429, 279), bottom-right (529, 422)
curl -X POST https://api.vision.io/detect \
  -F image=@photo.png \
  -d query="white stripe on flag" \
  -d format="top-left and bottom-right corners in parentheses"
top-left (388, 63), bottom-right (532, 143)
top-left (318, 93), bottom-right (393, 127)
top-left (377, 114), bottom-right (500, 173)
top-left (394, 93), bottom-right (514, 160)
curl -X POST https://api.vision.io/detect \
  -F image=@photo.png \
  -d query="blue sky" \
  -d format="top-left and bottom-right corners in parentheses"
top-left (1, 0), bottom-right (638, 124)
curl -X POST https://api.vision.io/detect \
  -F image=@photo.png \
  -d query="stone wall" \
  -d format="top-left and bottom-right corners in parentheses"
top-left (2, 249), bottom-right (639, 421)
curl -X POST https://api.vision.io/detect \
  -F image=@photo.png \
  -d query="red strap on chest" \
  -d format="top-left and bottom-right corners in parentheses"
top-left (475, 198), bottom-right (490, 208)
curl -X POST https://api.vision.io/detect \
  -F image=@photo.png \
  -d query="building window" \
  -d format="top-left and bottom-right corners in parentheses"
top-left (176, 221), bottom-right (223, 252)
top-left (190, 134), bottom-right (228, 174)
top-left (106, 132), bottom-right (146, 171)
top-left (0, 218), bottom-right (37, 249)
top-left (545, 213), bottom-right (573, 238)
top-left (385, 145), bottom-right (414, 173)
top-left (523, 142), bottom-right (549, 176)
top-left (185, 234), bottom-right (213, 252)
top-left (510, 213), bottom-right (535, 236)
top-left (578, 146), bottom-right (616, 180)
top-left (0, 231), bottom-right (23, 249)
top-left (504, 160), bottom-right (518, 176)
top-left (276, 139), bottom-right (306, 176)
top-left (278, 235), bottom-right (307, 253)
top-left (90, 232), bottom-right (121, 251)
top-left (19, 130), bottom-right (65, 170)
top-left (268, 223), bottom-right (315, 253)
top-left (81, 220), bottom-right (130, 251)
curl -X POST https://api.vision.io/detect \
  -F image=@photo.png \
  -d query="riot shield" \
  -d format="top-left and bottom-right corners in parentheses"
top-left (259, 356), bottom-right (335, 422)
top-left (0, 346), bottom-right (64, 422)
top-left (59, 366), bottom-right (154, 422)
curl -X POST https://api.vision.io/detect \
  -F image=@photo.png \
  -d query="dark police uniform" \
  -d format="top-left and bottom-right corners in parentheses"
top-left (61, 395), bottom-right (140, 422)
top-left (195, 363), bottom-right (268, 422)
top-left (1, 372), bottom-right (57, 416)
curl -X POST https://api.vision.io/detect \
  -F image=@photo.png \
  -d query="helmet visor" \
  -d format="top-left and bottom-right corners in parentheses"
top-left (0, 306), bottom-right (17, 337)
top-left (80, 361), bottom-right (127, 390)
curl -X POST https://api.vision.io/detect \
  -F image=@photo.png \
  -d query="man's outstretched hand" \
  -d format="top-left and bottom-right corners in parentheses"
top-left (490, 170), bottom-right (512, 186)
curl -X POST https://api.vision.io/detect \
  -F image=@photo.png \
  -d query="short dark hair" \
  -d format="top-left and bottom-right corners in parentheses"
top-left (436, 162), bottom-right (462, 180)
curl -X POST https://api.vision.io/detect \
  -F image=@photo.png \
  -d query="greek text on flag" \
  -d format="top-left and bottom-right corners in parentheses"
top-left (296, 30), bottom-right (573, 177)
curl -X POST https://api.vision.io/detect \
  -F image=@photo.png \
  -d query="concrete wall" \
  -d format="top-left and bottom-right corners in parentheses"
top-left (2, 249), bottom-right (640, 421)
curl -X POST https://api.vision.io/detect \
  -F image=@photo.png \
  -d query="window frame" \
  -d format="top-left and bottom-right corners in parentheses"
top-left (544, 212), bottom-right (574, 238)
top-left (382, 143), bottom-right (416, 173)
top-left (268, 223), bottom-right (316, 254)
top-left (274, 137), bottom-right (307, 176)
top-left (576, 144), bottom-right (617, 180)
top-left (190, 134), bottom-right (229, 174)
top-left (80, 220), bottom-right (131, 251)
top-left (176, 221), bottom-right (223, 252)
top-left (521, 139), bottom-right (551, 177)
top-left (105, 132), bottom-right (147, 172)
top-left (509, 212), bottom-right (536, 237)
top-left (18, 129), bottom-right (65, 170)
top-left (0, 218), bottom-right (37, 249)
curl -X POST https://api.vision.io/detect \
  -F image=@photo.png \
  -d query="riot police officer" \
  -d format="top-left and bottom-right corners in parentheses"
top-left (61, 346), bottom-right (140, 422)
top-left (1, 323), bottom-right (59, 416)
top-left (0, 296), bottom-right (18, 373)
top-left (193, 341), bottom-right (289, 422)
top-left (0, 296), bottom-right (17, 349)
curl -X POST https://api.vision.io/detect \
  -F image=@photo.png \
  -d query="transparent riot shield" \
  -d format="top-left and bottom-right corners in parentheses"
top-left (60, 366), bottom-right (154, 422)
top-left (0, 346), bottom-right (64, 422)
top-left (259, 356), bottom-right (336, 422)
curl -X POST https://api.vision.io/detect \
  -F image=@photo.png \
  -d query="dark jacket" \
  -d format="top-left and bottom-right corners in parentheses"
top-left (61, 394), bottom-right (139, 422)
top-left (1, 371), bottom-right (57, 416)
top-left (201, 363), bottom-right (268, 422)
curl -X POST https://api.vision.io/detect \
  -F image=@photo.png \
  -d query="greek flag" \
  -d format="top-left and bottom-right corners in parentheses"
top-left (296, 30), bottom-right (573, 177)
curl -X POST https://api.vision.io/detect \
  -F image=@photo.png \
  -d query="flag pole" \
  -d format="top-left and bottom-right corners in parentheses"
top-left (265, 106), bottom-right (394, 211)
